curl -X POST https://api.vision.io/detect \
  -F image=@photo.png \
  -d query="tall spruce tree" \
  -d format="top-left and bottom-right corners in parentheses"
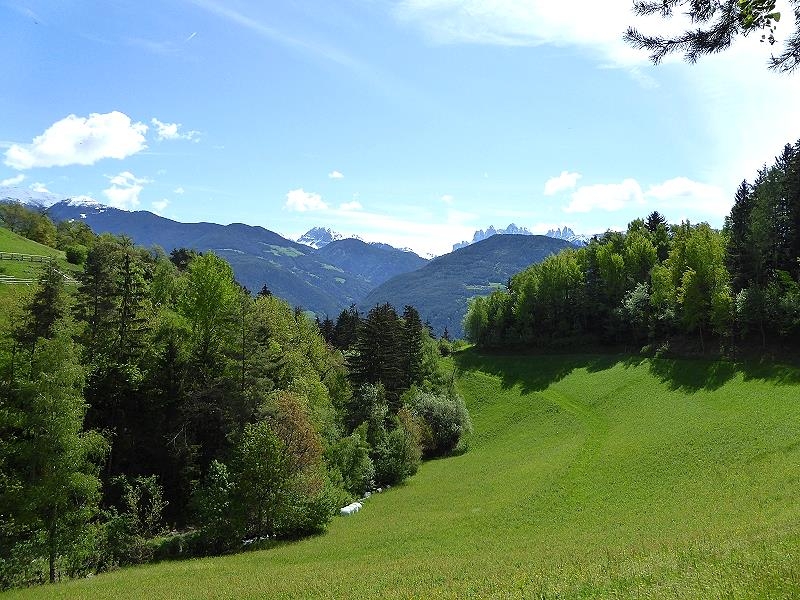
top-left (350, 304), bottom-right (404, 409)
top-left (400, 305), bottom-right (425, 389)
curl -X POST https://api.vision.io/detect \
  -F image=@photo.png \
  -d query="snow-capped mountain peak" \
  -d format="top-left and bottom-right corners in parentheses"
top-left (297, 227), bottom-right (345, 249)
top-left (296, 227), bottom-right (366, 249)
top-left (0, 186), bottom-right (65, 208)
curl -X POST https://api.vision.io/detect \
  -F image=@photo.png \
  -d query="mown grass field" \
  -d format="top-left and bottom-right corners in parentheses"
top-left (0, 227), bottom-right (80, 331)
top-left (7, 351), bottom-right (800, 599)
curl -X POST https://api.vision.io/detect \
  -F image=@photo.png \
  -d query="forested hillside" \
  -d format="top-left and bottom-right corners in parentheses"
top-left (466, 140), bottom-right (800, 356)
top-left (0, 221), bottom-right (470, 590)
top-left (363, 234), bottom-right (572, 338)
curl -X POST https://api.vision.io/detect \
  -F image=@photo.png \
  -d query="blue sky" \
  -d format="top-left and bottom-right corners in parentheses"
top-left (2, 0), bottom-right (799, 255)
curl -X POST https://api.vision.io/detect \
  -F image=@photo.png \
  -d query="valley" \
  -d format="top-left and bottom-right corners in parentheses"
top-left (7, 351), bottom-right (800, 599)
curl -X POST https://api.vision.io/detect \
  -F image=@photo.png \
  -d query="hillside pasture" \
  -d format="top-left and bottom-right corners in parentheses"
top-left (6, 351), bottom-right (800, 599)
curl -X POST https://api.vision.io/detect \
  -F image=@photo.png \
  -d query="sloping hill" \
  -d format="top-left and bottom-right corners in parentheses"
top-left (0, 226), bottom-right (80, 330)
top-left (362, 234), bottom-right (572, 337)
top-left (14, 352), bottom-right (800, 599)
top-left (44, 201), bottom-right (423, 316)
top-left (315, 238), bottom-right (427, 286)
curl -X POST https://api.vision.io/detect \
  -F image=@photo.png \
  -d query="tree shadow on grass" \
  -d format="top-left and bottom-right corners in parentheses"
top-left (453, 348), bottom-right (644, 394)
top-left (455, 348), bottom-right (800, 394)
top-left (649, 355), bottom-right (800, 392)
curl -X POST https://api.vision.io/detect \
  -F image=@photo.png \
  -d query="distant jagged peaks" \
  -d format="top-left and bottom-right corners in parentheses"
top-left (453, 223), bottom-right (589, 251)
top-left (452, 223), bottom-right (532, 251)
top-left (543, 226), bottom-right (591, 246)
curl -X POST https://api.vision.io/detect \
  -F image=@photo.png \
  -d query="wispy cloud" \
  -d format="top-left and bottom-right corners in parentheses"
top-left (184, 0), bottom-right (419, 101)
top-left (285, 188), bottom-right (328, 212)
top-left (103, 171), bottom-right (151, 210)
top-left (151, 118), bottom-right (200, 142)
top-left (0, 174), bottom-right (25, 186)
top-left (544, 171), bottom-right (581, 196)
top-left (339, 200), bottom-right (362, 211)
top-left (186, 0), bottom-right (365, 72)
top-left (328, 170), bottom-right (344, 179)
top-left (152, 199), bottom-right (170, 214)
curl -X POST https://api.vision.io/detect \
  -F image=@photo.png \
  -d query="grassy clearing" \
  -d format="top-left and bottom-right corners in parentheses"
top-left (0, 227), bottom-right (79, 289)
top-left (7, 351), bottom-right (800, 599)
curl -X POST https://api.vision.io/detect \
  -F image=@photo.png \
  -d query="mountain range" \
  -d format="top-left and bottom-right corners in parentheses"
top-left (38, 199), bottom-right (425, 317)
top-left (2, 188), bottom-right (585, 334)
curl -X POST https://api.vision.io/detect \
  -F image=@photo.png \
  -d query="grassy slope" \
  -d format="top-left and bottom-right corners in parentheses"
top-left (0, 227), bottom-right (80, 333)
top-left (6, 352), bottom-right (800, 599)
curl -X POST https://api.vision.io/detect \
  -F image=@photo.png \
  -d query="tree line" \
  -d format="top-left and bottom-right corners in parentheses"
top-left (0, 220), bottom-right (471, 589)
top-left (465, 140), bottom-right (800, 355)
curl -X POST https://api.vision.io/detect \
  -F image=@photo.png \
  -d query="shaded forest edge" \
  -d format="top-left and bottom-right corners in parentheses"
top-left (0, 224), bottom-right (471, 590)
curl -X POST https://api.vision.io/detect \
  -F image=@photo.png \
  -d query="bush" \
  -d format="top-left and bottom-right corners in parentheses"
top-left (102, 475), bottom-right (169, 567)
top-left (326, 423), bottom-right (375, 498)
top-left (408, 391), bottom-right (473, 458)
top-left (373, 408), bottom-right (422, 486)
top-left (192, 460), bottom-right (240, 554)
top-left (65, 245), bottom-right (88, 265)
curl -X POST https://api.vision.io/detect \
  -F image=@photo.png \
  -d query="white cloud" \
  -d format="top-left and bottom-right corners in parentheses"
top-left (4, 111), bottom-right (148, 169)
top-left (562, 175), bottom-right (731, 222)
top-left (339, 200), bottom-right (362, 211)
top-left (393, 1), bottom-right (669, 66)
top-left (152, 199), bottom-right (170, 214)
top-left (0, 174), bottom-right (25, 186)
top-left (330, 206), bottom-right (476, 256)
top-left (174, 186), bottom-right (185, 194)
top-left (440, 194), bottom-right (454, 204)
top-left (544, 171), bottom-right (582, 196)
top-left (645, 177), bottom-right (730, 218)
top-left (285, 188), bottom-right (328, 212)
top-left (103, 171), bottom-right (150, 210)
top-left (151, 118), bottom-right (199, 142)
top-left (564, 179), bottom-right (644, 213)
top-left (328, 170), bottom-right (344, 179)
top-left (29, 182), bottom-right (50, 193)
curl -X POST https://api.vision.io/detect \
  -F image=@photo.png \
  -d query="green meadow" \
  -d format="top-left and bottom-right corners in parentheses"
top-left (0, 227), bottom-right (80, 331)
top-left (7, 351), bottom-right (800, 599)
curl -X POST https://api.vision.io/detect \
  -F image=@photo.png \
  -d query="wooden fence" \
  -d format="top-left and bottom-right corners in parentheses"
top-left (0, 252), bottom-right (52, 263)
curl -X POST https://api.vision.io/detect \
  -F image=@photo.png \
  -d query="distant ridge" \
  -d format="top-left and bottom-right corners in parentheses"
top-left (2, 196), bottom-right (426, 318)
top-left (363, 234), bottom-right (572, 338)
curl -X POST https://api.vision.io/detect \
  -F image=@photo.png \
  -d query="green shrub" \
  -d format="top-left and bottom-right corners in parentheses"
top-left (373, 408), bottom-right (422, 486)
top-left (102, 475), bottom-right (169, 567)
top-left (193, 460), bottom-right (239, 553)
top-left (408, 391), bottom-right (473, 458)
top-left (65, 244), bottom-right (88, 265)
top-left (326, 422), bottom-right (375, 497)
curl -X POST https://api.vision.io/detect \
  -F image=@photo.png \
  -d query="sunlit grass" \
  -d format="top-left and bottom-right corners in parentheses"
top-left (6, 351), bottom-right (800, 599)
